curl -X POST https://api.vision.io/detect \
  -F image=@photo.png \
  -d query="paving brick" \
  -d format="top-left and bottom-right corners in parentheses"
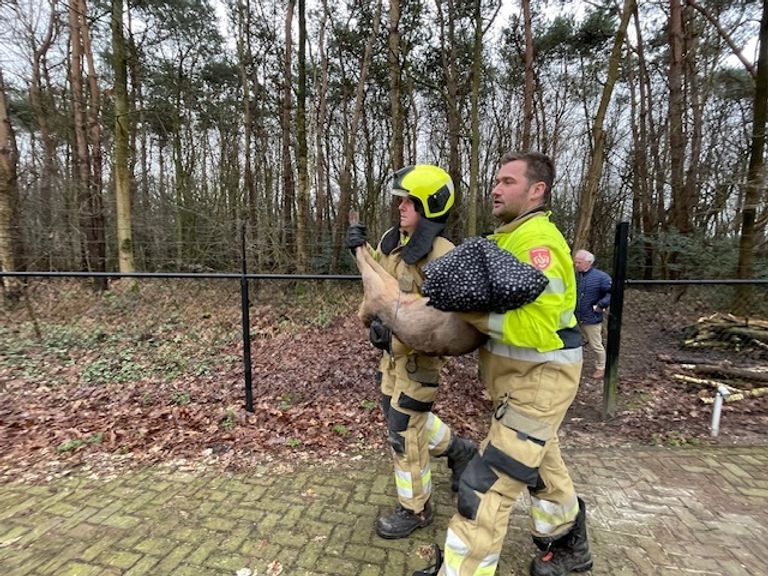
top-left (123, 554), bottom-right (160, 576)
top-left (153, 543), bottom-right (196, 574)
top-left (99, 549), bottom-right (142, 570)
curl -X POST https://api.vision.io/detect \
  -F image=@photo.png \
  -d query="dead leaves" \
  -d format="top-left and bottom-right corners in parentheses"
top-left (2, 284), bottom-right (767, 481)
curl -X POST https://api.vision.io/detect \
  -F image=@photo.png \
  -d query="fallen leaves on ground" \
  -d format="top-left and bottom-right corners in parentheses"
top-left (1, 282), bottom-right (766, 482)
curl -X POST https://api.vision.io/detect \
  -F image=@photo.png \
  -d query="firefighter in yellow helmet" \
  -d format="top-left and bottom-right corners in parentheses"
top-left (347, 164), bottom-right (477, 539)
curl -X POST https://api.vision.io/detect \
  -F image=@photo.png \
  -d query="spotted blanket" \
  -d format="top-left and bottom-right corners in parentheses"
top-left (422, 237), bottom-right (549, 313)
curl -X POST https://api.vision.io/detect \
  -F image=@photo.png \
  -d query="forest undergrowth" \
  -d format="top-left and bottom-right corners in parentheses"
top-left (1, 280), bottom-right (766, 482)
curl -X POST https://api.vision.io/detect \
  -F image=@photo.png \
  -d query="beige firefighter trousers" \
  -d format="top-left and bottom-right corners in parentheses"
top-left (438, 354), bottom-right (583, 576)
top-left (380, 351), bottom-right (452, 513)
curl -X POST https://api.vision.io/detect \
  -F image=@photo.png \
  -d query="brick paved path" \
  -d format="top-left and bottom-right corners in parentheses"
top-left (1, 446), bottom-right (766, 576)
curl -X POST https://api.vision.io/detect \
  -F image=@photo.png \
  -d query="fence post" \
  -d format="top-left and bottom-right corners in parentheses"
top-left (240, 222), bottom-right (254, 413)
top-left (603, 221), bottom-right (629, 419)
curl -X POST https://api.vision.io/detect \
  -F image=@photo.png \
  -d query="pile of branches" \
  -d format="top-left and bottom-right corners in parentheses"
top-left (659, 354), bottom-right (768, 404)
top-left (682, 313), bottom-right (768, 356)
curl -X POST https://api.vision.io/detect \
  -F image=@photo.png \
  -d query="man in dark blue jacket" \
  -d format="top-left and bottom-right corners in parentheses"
top-left (574, 250), bottom-right (611, 379)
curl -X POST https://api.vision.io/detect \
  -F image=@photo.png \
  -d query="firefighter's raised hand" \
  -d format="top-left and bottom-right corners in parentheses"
top-left (346, 223), bottom-right (368, 252)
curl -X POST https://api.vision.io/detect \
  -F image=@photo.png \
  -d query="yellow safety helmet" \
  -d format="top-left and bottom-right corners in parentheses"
top-left (391, 164), bottom-right (455, 221)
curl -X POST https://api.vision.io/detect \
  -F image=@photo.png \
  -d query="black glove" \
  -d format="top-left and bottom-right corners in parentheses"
top-left (369, 317), bottom-right (392, 352)
top-left (346, 223), bottom-right (368, 252)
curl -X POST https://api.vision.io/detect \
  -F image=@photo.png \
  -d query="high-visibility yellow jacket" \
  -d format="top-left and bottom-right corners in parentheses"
top-left (459, 210), bottom-right (582, 409)
top-left (484, 210), bottom-right (578, 352)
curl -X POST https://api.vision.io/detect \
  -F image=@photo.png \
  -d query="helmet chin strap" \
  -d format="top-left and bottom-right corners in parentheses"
top-left (379, 218), bottom-right (447, 264)
top-left (400, 218), bottom-right (446, 264)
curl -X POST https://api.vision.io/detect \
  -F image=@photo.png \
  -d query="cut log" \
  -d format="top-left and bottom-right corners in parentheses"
top-left (698, 387), bottom-right (768, 404)
top-left (688, 364), bottom-right (768, 385)
top-left (672, 374), bottom-right (768, 404)
top-left (682, 312), bottom-right (768, 354)
top-left (672, 373), bottom-right (736, 391)
top-left (353, 246), bottom-right (487, 356)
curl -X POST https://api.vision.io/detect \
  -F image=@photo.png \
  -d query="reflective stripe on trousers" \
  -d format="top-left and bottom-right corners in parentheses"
top-left (395, 465), bottom-right (432, 500)
top-left (427, 412), bottom-right (450, 452)
top-left (442, 528), bottom-right (499, 576)
top-left (531, 493), bottom-right (579, 534)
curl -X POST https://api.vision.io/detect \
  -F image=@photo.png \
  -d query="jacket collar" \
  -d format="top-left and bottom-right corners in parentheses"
top-left (494, 205), bottom-right (549, 235)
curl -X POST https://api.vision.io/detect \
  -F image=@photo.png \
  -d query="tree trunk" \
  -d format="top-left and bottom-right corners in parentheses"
top-left (0, 67), bottom-right (23, 301)
top-left (236, 0), bottom-right (256, 239)
top-left (295, 0), bottom-right (309, 272)
top-left (27, 7), bottom-right (58, 253)
top-left (388, 0), bottom-right (404, 171)
top-left (735, 1), bottom-right (768, 311)
top-left (315, 1), bottom-right (330, 263)
top-left (631, 4), bottom-right (655, 279)
top-left (112, 0), bottom-right (136, 276)
top-left (79, 0), bottom-right (106, 287)
top-left (521, 0), bottom-right (534, 151)
top-left (573, 0), bottom-right (635, 251)
top-left (668, 0), bottom-right (690, 238)
top-left (468, 0), bottom-right (483, 236)
top-left (280, 0), bottom-right (295, 268)
top-left (68, 0), bottom-right (105, 288)
top-left (683, 5), bottom-right (703, 233)
top-left (437, 0), bottom-right (462, 238)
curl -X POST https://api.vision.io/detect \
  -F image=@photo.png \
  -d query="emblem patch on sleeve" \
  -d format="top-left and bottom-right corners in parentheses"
top-left (529, 247), bottom-right (552, 270)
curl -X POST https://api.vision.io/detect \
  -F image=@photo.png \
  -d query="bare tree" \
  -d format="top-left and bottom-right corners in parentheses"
top-left (315, 0), bottom-right (330, 251)
top-left (236, 0), bottom-right (256, 233)
top-left (573, 0), bottom-right (635, 251)
top-left (388, 0), bottom-right (404, 171)
top-left (468, 0), bottom-right (500, 236)
top-left (668, 0), bottom-right (691, 238)
top-left (112, 0), bottom-right (136, 276)
top-left (332, 0), bottom-right (382, 271)
top-left (0, 67), bottom-right (23, 300)
top-left (295, 0), bottom-right (309, 271)
top-left (23, 0), bottom-right (59, 254)
top-left (280, 0), bottom-right (296, 266)
top-left (521, 0), bottom-right (534, 151)
top-left (68, 0), bottom-right (106, 287)
top-left (436, 0), bottom-right (462, 231)
top-left (735, 1), bottom-right (768, 310)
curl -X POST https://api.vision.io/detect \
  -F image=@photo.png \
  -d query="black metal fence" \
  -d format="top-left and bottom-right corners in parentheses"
top-left (604, 221), bottom-right (768, 418)
top-left (3, 222), bottom-right (767, 423)
top-left (1, 229), bottom-right (360, 413)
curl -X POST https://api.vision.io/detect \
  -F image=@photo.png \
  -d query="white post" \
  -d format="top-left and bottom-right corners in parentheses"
top-left (710, 385), bottom-right (731, 437)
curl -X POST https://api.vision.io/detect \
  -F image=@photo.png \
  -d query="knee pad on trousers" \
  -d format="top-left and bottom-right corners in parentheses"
top-left (387, 430), bottom-right (406, 454)
top-left (397, 392), bottom-right (434, 413)
top-left (386, 408), bottom-right (410, 455)
top-left (483, 442), bottom-right (540, 487)
top-left (457, 454), bottom-right (497, 520)
top-left (528, 474), bottom-right (547, 495)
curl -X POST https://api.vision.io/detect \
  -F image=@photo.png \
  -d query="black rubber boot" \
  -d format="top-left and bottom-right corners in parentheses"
top-left (412, 544), bottom-right (443, 575)
top-left (445, 436), bottom-right (478, 492)
top-left (530, 497), bottom-right (593, 576)
top-left (376, 501), bottom-right (433, 539)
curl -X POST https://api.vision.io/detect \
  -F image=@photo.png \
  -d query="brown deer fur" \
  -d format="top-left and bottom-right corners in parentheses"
top-left (353, 247), bottom-right (487, 356)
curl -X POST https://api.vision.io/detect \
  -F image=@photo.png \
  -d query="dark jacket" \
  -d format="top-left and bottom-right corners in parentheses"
top-left (575, 267), bottom-right (611, 324)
